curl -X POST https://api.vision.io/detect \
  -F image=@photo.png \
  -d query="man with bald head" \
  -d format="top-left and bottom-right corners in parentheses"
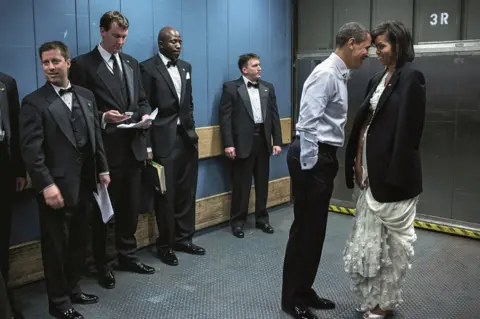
top-left (141, 27), bottom-right (205, 266)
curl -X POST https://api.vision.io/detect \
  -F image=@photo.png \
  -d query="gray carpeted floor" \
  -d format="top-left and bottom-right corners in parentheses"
top-left (14, 205), bottom-right (480, 318)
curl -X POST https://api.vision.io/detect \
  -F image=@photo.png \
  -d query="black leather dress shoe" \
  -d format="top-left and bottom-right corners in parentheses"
top-left (282, 305), bottom-right (318, 319)
top-left (174, 243), bottom-right (206, 255)
top-left (70, 293), bottom-right (99, 305)
top-left (306, 296), bottom-right (335, 309)
top-left (118, 260), bottom-right (156, 274)
top-left (256, 222), bottom-right (274, 234)
top-left (158, 248), bottom-right (179, 266)
top-left (98, 270), bottom-right (115, 289)
top-left (232, 226), bottom-right (245, 238)
top-left (49, 308), bottom-right (84, 319)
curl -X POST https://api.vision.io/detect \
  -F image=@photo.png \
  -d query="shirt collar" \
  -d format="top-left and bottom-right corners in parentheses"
top-left (98, 43), bottom-right (118, 62)
top-left (158, 52), bottom-right (173, 66)
top-left (51, 81), bottom-right (72, 95)
top-left (242, 75), bottom-right (257, 87)
top-left (329, 53), bottom-right (349, 81)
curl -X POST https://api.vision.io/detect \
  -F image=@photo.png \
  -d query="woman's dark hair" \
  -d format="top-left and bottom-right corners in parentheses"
top-left (371, 20), bottom-right (414, 65)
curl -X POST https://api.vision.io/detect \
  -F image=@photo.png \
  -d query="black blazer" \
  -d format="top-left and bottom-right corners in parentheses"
top-left (0, 72), bottom-right (25, 178)
top-left (219, 77), bottom-right (282, 159)
top-left (69, 48), bottom-right (151, 166)
top-left (140, 55), bottom-right (198, 158)
top-left (19, 83), bottom-right (109, 206)
top-left (345, 62), bottom-right (426, 203)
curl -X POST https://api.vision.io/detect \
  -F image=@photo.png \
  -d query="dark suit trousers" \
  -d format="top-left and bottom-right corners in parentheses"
top-left (230, 126), bottom-right (270, 228)
top-left (92, 154), bottom-right (143, 271)
top-left (38, 184), bottom-right (93, 311)
top-left (155, 128), bottom-right (198, 248)
top-left (281, 138), bottom-right (338, 307)
top-left (0, 143), bottom-right (15, 315)
top-left (0, 271), bottom-right (10, 319)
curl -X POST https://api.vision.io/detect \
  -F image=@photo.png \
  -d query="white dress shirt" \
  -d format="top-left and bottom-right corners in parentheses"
top-left (51, 82), bottom-right (73, 111)
top-left (158, 52), bottom-right (181, 125)
top-left (296, 53), bottom-right (349, 170)
top-left (242, 76), bottom-right (263, 124)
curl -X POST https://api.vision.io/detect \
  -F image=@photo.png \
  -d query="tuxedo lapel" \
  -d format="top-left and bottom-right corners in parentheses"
top-left (121, 54), bottom-right (135, 111)
top-left (258, 82), bottom-right (269, 121)
top-left (0, 80), bottom-right (11, 138)
top-left (236, 79), bottom-right (254, 121)
top-left (75, 90), bottom-right (96, 152)
top-left (178, 62), bottom-right (187, 106)
top-left (155, 55), bottom-right (179, 104)
top-left (93, 49), bottom-right (125, 111)
top-left (44, 84), bottom-right (77, 149)
top-left (374, 68), bottom-right (402, 117)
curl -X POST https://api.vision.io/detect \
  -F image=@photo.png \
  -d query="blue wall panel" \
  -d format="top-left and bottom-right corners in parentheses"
top-left (0, 0), bottom-right (36, 99)
top-left (76, 0), bottom-right (92, 55)
top-left (121, 0), bottom-right (155, 62)
top-left (0, 0), bottom-right (292, 245)
top-left (34, 0), bottom-right (78, 87)
top-left (182, 0), bottom-right (209, 127)
top-left (206, 0), bottom-right (229, 126)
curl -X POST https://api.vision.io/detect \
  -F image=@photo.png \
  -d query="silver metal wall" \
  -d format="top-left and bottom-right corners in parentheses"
top-left (297, 0), bottom-right (480, 53)
top-left (294, 0), bottom-right (480, 227)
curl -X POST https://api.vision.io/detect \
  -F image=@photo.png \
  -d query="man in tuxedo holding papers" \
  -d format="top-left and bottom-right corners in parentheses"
top-left (19, 41), bottom-right (109, 319)
top-left (140, 26), bottom-right (205, 266)
top-left (69, 11), bottom-right (155, 289)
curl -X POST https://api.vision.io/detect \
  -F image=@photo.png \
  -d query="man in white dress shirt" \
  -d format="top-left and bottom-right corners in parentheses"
top-left (19, 41), bottom-right (110, 319)
top-left (140, 27), bottom-right (205, 267)
top-left (281, 22), bottom-right (371, 319)
top-left (219, 53), bottom-right (283, 238)
top-left (69, 11), bottom-right (155, 290)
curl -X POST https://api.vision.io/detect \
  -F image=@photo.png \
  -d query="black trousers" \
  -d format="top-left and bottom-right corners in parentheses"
top-left (0, 272), bottom-right (10, 319)
top-left (230, 127), bottom-right (270, 228)
top-left (281, 138), bottom-right (338, 307)
top-left (92, 156), bottom-right (144, 272)
top-left (155, 129), bottom-right (198, 248)
top-left (38, 184), bottom-right (93, 311)
top-left (0, 143), bottom-right (16, 316)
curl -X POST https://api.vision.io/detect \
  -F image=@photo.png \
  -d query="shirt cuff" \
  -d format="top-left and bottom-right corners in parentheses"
top-left (99, 172), bottom-right (109, 175)
top-left (101, 113), bottom-right (107, 129)
top-left (300, 155), bottom-right (318, 170)
top-left (147, 147), bottom-right (152, 153)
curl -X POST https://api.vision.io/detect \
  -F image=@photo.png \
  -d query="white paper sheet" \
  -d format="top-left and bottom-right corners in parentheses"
top-left (93, 183), bottom-right (114, 223)
top-left (117, 108), bottom-right (158, 129)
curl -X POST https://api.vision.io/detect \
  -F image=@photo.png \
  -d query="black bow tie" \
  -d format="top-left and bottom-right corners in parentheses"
top-left (166, 60), bottom-right (177, 68)
top-left (59, 87), bottom-right (73, 96)
top-left (247, 81), bottom-right (259, 88)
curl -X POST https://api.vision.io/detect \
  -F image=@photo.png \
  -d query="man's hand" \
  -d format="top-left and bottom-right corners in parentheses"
top-left (43, 184), bottom-right (64, 210)
top-left (104, 110), bottom-right (130, 123)
top-left (15, 177), bottom-right (26, 192)
top-left (141, 114), bottom-right (152, 128)
top-left (272, 146), bottom-right (281, 155)
top-left (225, 147), bottom-right (236, 160)
top-left (99, 174), bottom-right (111, 188)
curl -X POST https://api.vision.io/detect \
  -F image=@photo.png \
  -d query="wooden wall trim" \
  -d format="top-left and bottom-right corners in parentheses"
top-left (197, 117), bottom-right (292, 159)
top-left (8, 177), bottom-right (291, 288)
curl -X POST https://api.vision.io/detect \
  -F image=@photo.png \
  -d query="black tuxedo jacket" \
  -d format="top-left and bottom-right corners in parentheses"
top-left (219, 77), bottom-right (282, 159)
top-left (19, 83), bottom-right (109, 206)
top-left (140, 55), bottom-right (198, 158)
top-left (345, 62), bottom-right (426, 203)
top-left (0, 72), bottom-right (25, 178)
top-left (69, 47), bottom-right (151, 166)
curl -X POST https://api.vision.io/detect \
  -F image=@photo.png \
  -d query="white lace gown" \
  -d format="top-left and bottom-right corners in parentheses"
top-left (344, 73), bottom-right (418, 311)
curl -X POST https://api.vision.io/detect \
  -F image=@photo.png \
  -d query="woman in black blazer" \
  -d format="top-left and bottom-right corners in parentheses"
top-left (343, 21), bottom-right (426, 319)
